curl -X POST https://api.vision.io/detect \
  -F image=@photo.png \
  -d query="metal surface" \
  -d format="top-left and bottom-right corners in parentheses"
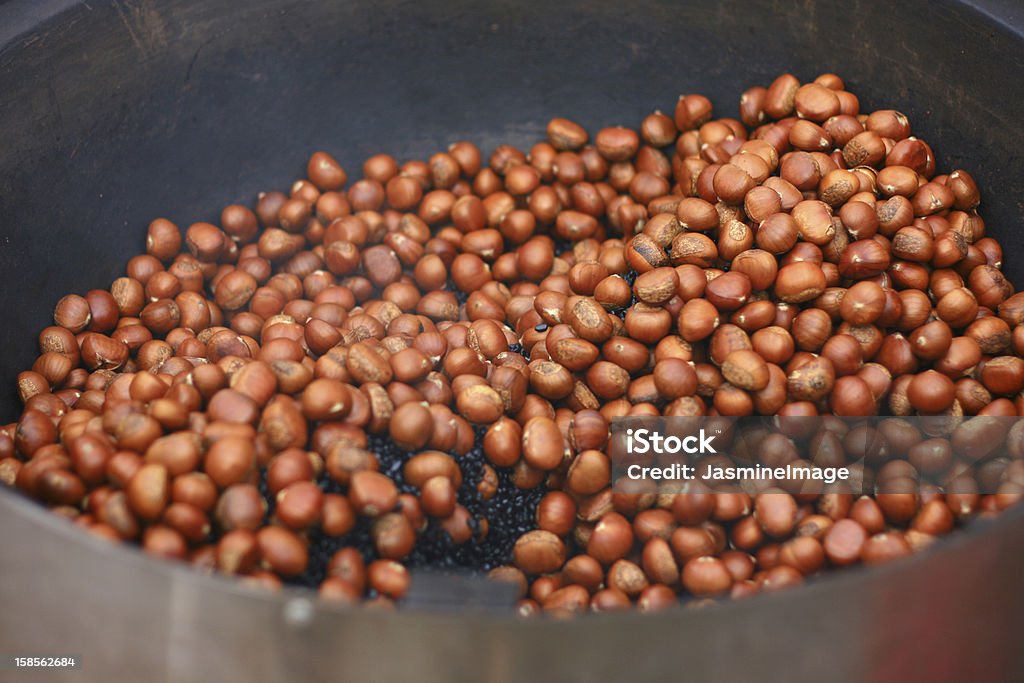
top-left (0, 0), bottom-right (1023, 681)
top-left (3, 488), bottom-right (1023, 682)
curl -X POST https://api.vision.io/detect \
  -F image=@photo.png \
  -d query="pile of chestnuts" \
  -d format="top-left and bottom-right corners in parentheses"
top-left (3, 71), bottom-right (1023, 616)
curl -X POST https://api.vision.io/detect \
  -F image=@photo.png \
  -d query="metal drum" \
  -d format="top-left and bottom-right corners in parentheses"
top-left (2, 1), bottom-right (1023, 680)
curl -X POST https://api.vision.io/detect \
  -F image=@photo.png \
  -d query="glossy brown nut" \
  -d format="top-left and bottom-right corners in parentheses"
top-left (830, 375), bottom-right (877, 416)
top-left (774, 262), bottom-right (827, 303)
top-left (272, 480), bottom-right (323, 530)
top-left (539, 584), bottom-right (588, 615)
top-left (633, 267), bottom-right (679, 305)
top-left (822, 518), bottom-right (867, 566)
top-left (140, 298), bottom-right (182, 335)
top-left (216, 529), bottom-right (259, 574)
top-left (979, 356), bottom-right (1024, 396)
top-left (257, 526), bottom-right (308, 577)
top-left (754, 490), bottom-right (798, 537)
top-left (36, 468), bottom-right (85, 506)
top-left (528, 361), bottom-right (574, 400)
top-left (521, 416), bottom-right (566, 471)
top-left (307, 151), bottom-right (348, 191)
top-left (387, 401), bottom-right (433, 451)
top-left (321, 493), bottom-right (357, 537)
top-left (906, 370), bottom-right (956, 413)
top-left (183, 222), bottom-right (227, 261)
top-left (80, 334), bottom-right (130, 371)
top-left (653, 358), bottom-right (698, 399)
top-left (420, 475), bottom-right (457, 518)
top-left (860, 532), bottom-right (913, 565)
top-left (839, 239), bottom-right (891, 280)
top-left (605, 558), bottom-right (648, 597)
top-left (839, 281), bottom-right (885, 325)
top-left (53, 294), bottom-right (93, 333)
top-left (514, 530), bottom-right (567, 574)
top-left (367, 559), bottom-right (410, 600)
top-left (587, 512), bottom-right (634, 565)
top-left (203, 436), bottom-right (256, 489)
top-left (969, 265), bottom-right (1013, 309)
top-left (787, 356), bottom-right (836, 402)
top-left (640, 536), bottom-right (680, 586)
top-left (456, 384), bottom-right (505, 424)
top-left (705, 272), bottom-right (752, 311)
top-left (681, 556), bottom-right (733, 596)
top-left (712, 164), bottom-right (755, 204)
top-left (476, 419), bottom-right (519, 470)
top-left (731, 250), bottom-right (778, 292)
top-left (348, 470), bottom-right (398, 517)
top-left (595, 126), bottom-right (640, 162)
top-left (547, 118), bottom-right (589, 150)
top-left (215, 484), bottom-right (267, 532)
top-left (297, 378), bottom-right (349, 422)
top-left (371, 512), bottom-right (416, 560)
top-left (535, 490), bottom-right (576, 537)
top-left (343, 341), bottom-right (392, 385)
top-left (565, 449), bottom-right (611, 496)
top-left (402, 451), bottom-right (461, 489)
top-left (679, 299), bottom-right (720, 342)
top-left (721, 349), bottom-right (769, 391)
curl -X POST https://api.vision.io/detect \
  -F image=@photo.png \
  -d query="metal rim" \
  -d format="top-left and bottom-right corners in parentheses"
top-left (3, 483), bottom-right (1021, 626)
